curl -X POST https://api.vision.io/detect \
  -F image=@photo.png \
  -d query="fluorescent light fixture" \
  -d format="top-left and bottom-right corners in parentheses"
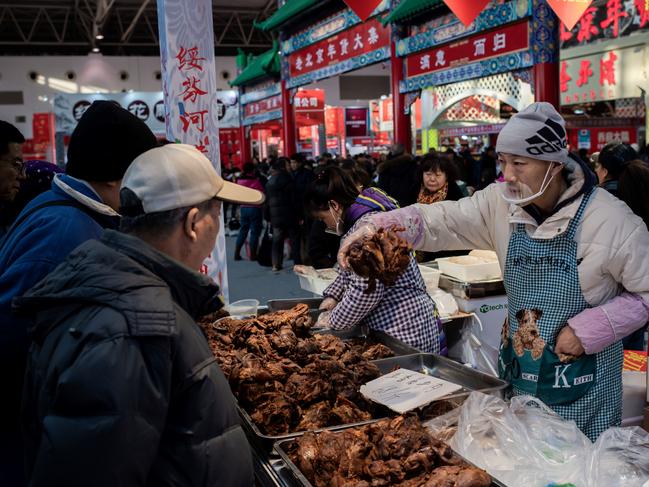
top-left (92, 47), bottom-right (100, 53)
top-left (95, 34), bottom-right (104, 40)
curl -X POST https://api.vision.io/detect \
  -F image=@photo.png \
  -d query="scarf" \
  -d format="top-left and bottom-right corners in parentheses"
top-left (417, 183), bottom-right (448, 204)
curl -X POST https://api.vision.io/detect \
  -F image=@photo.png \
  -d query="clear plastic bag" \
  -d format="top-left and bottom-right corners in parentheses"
top-left (447, 315), bottom-right (499, 376)
top-left (450, 392), bottom-right (592, 486)
top-left (587, 427), bottom-right (649, 486)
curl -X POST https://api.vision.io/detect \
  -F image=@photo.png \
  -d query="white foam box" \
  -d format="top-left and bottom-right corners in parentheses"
top-left (437, 257), bottom-right (502, 282)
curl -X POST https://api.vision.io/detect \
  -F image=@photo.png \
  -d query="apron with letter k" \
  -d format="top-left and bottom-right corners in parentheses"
top-left (498, 189), bottom-right (623, 441)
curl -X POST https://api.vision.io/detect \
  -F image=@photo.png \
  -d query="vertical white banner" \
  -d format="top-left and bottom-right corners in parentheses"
top-left (157, 0), bottom-right (229, 301)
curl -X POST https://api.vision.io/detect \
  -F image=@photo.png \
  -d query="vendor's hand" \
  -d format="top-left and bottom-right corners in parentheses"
top-left (319, 297), bottom-right (338, 311)
top-left (337, 223), bottom-right (378, 270)
top-left (316, 310), bottom-right (332, 328)
top-left (555, 326), bottom-right (585, 358)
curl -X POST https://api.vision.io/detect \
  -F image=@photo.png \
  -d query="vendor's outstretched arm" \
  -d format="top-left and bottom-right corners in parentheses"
top-left (369, 189), bottom-right (497, 252)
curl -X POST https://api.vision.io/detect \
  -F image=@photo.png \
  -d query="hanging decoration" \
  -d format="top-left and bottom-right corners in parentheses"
top-left (441, 0), bottom-right (491, 27)
top-left (342, 0), bottom-right (383, 22)
top-left (546, 0), bottom-right (594, 30)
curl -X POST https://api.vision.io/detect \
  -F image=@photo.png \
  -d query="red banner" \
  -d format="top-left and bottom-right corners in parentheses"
top-left (244, 94), bottom-right (282, 117)
top-left (288, 17), bottom-right (390, 77)
top-left (345, 107), bottom-right (368, 137)
top-left (406, 21), bottom-right (529, 78)
top-left (32, 113), bottom-right (52, 144)
top-left (295, 89), bottom-right (326, 125)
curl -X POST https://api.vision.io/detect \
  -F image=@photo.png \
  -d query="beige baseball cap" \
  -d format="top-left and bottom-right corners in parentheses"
top-left (121, 144), bottom-right (264, 214)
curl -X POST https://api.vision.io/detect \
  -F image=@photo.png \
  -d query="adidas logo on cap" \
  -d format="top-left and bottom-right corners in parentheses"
top-left (524, 118), bottom-right (567, 156)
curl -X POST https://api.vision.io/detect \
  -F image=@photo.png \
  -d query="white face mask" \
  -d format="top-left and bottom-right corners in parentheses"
top-left (500, 162), bottom-right (559, 206)
top-left (325, 205), bottom-right (344, 236)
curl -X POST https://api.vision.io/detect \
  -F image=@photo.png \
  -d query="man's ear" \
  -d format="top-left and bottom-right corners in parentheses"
top-left (183, 207), bottom-right (200, 242)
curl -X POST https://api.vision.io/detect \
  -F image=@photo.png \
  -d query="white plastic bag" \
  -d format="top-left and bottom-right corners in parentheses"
top-left (587, 427), bottom-right (649, 486)
top-left (450, 392), bottom-right (592, 486)
top-left (447, 315), bottom-right (499, 376)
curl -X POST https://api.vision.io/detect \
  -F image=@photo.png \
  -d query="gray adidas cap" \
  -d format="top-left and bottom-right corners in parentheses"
top-left (496, 102), bottom-right (569, 165)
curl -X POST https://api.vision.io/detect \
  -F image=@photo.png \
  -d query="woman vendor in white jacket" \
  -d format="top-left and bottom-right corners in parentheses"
top-left (340, 102), bottom-right (649, 441)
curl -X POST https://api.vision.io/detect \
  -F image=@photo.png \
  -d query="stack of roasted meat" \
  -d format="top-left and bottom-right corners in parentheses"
top-left (347, 226), bottom-right (412, 292)
top-left (289, 415), bottom-right (491, 487)
top-left (199, 304), bottom-right (395, 435)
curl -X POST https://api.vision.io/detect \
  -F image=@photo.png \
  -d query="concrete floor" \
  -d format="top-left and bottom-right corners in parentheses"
top-left (224, 235), bottom-right (312, 304)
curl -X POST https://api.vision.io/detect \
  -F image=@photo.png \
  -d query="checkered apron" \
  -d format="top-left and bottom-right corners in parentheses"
top-left (502, 189), bottom-right (623, 441)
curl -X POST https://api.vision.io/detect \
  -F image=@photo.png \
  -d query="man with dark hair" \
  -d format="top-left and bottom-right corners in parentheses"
top-left (0, 101), bottom-right (157, 485)
top-left (0, 121), bottom-right (26, 219)
top-left (16, 144), bottom-right (262, 486)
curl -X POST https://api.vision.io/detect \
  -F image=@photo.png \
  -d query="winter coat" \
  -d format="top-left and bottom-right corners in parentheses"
top-left (291, 167), bottom-right (315, 219)
top-left (265, 170), bottom-right (297, 227)
top-left (15, 230), bottom-right (253, 487)
top-left (0, 174), bottom-right (119, 446)
top-left (236, 173), bottom-right (265, 208)
top-left (377, 154), bottom-right (420, 207)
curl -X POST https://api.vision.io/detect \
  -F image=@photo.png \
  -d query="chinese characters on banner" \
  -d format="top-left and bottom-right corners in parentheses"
top-left (295, 89), bottom-right (326, 125)
top-left (560, 46), bottom-right (646, 105)
top-left (406, 21), bottom-right (529, 78)
top-left (345, 107), bottom-right (369, 137)
top-left (244, 95), bottom-right (283, 118)
top-left (561, 0), bottom-right (649, 47)
top-left (569, 127), bottom-right (636, 151)
top-left (157, 0), bottom-right (229, 300)
top-left (288, 17), bottom-right (390, 77)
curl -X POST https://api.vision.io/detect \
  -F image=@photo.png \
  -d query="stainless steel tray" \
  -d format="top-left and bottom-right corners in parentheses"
top-left (371, 353), bottom-right (508, 400)
top-left (274, 432), bottom-right (508, 487)
top-left (438, 274), bottom-right (505, 299)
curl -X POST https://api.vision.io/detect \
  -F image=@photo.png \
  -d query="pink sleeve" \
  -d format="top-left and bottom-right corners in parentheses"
top-left (568, 292), bottom-right (649, 354)
top-left (368, 206), bottom-right (427, 248)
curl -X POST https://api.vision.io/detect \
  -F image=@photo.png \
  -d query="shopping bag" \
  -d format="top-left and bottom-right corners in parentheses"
top-left (257, 225), bottom-right (273, 267)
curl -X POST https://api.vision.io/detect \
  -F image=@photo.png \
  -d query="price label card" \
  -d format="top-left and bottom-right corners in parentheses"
top-left (360, 369), bottom-right (462, 413)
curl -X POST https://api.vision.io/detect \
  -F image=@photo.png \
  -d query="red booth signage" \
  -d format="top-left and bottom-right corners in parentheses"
top-left (406, 21), bottom-right (529, 79)
top-left (288, 17), bottom-right (390, 77)
top-left (243, 95), bottom-right (282, 117)
top-left (345, 107), bottom-right (368, 137)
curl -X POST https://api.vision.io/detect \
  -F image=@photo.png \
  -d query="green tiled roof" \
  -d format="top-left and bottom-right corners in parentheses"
top-left (255, 0), bottom-right (319, 32)
top-left (231, 44), bottom-right (281, 87)
top-left (382, 0), bottom-right (444, 25)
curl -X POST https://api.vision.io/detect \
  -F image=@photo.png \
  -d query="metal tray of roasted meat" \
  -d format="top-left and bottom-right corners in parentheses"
top-left (264, 298), bottom-right (324, 323)
top-left (273, 433), bottom-right (508, 487)
top-left (372, 353), bottom-right (508, 400)
top-left (314, 326), bottom-right (422, 357)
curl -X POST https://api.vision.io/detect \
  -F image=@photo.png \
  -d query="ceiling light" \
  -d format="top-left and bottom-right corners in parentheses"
top-left (95, 34), bottom-right (104, 40)
top-left (573, 108), bottom-right (585, 115)
top-left (92, 47), bottom-right (100, 53)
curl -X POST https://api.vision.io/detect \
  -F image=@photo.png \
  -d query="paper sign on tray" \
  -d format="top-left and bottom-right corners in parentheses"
top-left (360, 369), bottom-right (463, 414)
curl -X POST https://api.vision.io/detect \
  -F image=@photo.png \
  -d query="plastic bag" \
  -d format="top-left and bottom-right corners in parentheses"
top-left (450, 392), bottom-right (592, 486)
top-left (315, 310), bottom-right (331, 328)
top-left (447, 315), bottom-right (499, 376)
top-left (587, 427), bottom-right (649, 486)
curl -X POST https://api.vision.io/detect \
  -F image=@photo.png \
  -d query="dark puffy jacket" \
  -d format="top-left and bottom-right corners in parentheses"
top-left (265, 170), bottom-right (297, 226)
top-left (15, 230), bottom-right (253, 487)
top-left (377, 154), bottom-right (420, 207)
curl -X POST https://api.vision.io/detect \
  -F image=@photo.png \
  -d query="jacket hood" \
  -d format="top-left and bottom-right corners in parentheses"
top-left (14, 230), bottom-right (223, 338)
top-left (345, 187), bottom-right (399, 229)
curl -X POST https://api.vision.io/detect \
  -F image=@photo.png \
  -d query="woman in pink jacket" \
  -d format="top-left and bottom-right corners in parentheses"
top-left (234, 162), bottom-right (265, 260)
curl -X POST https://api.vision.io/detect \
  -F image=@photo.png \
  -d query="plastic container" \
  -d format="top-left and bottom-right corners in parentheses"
top-left (436, 256), bottom-right (502, 282)
top-left (418, 265), bottom-right (441, 289)
top-left (296, 272), bottom-right (336, 296)
top-left (226, 299), bottom-right (259, 318)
